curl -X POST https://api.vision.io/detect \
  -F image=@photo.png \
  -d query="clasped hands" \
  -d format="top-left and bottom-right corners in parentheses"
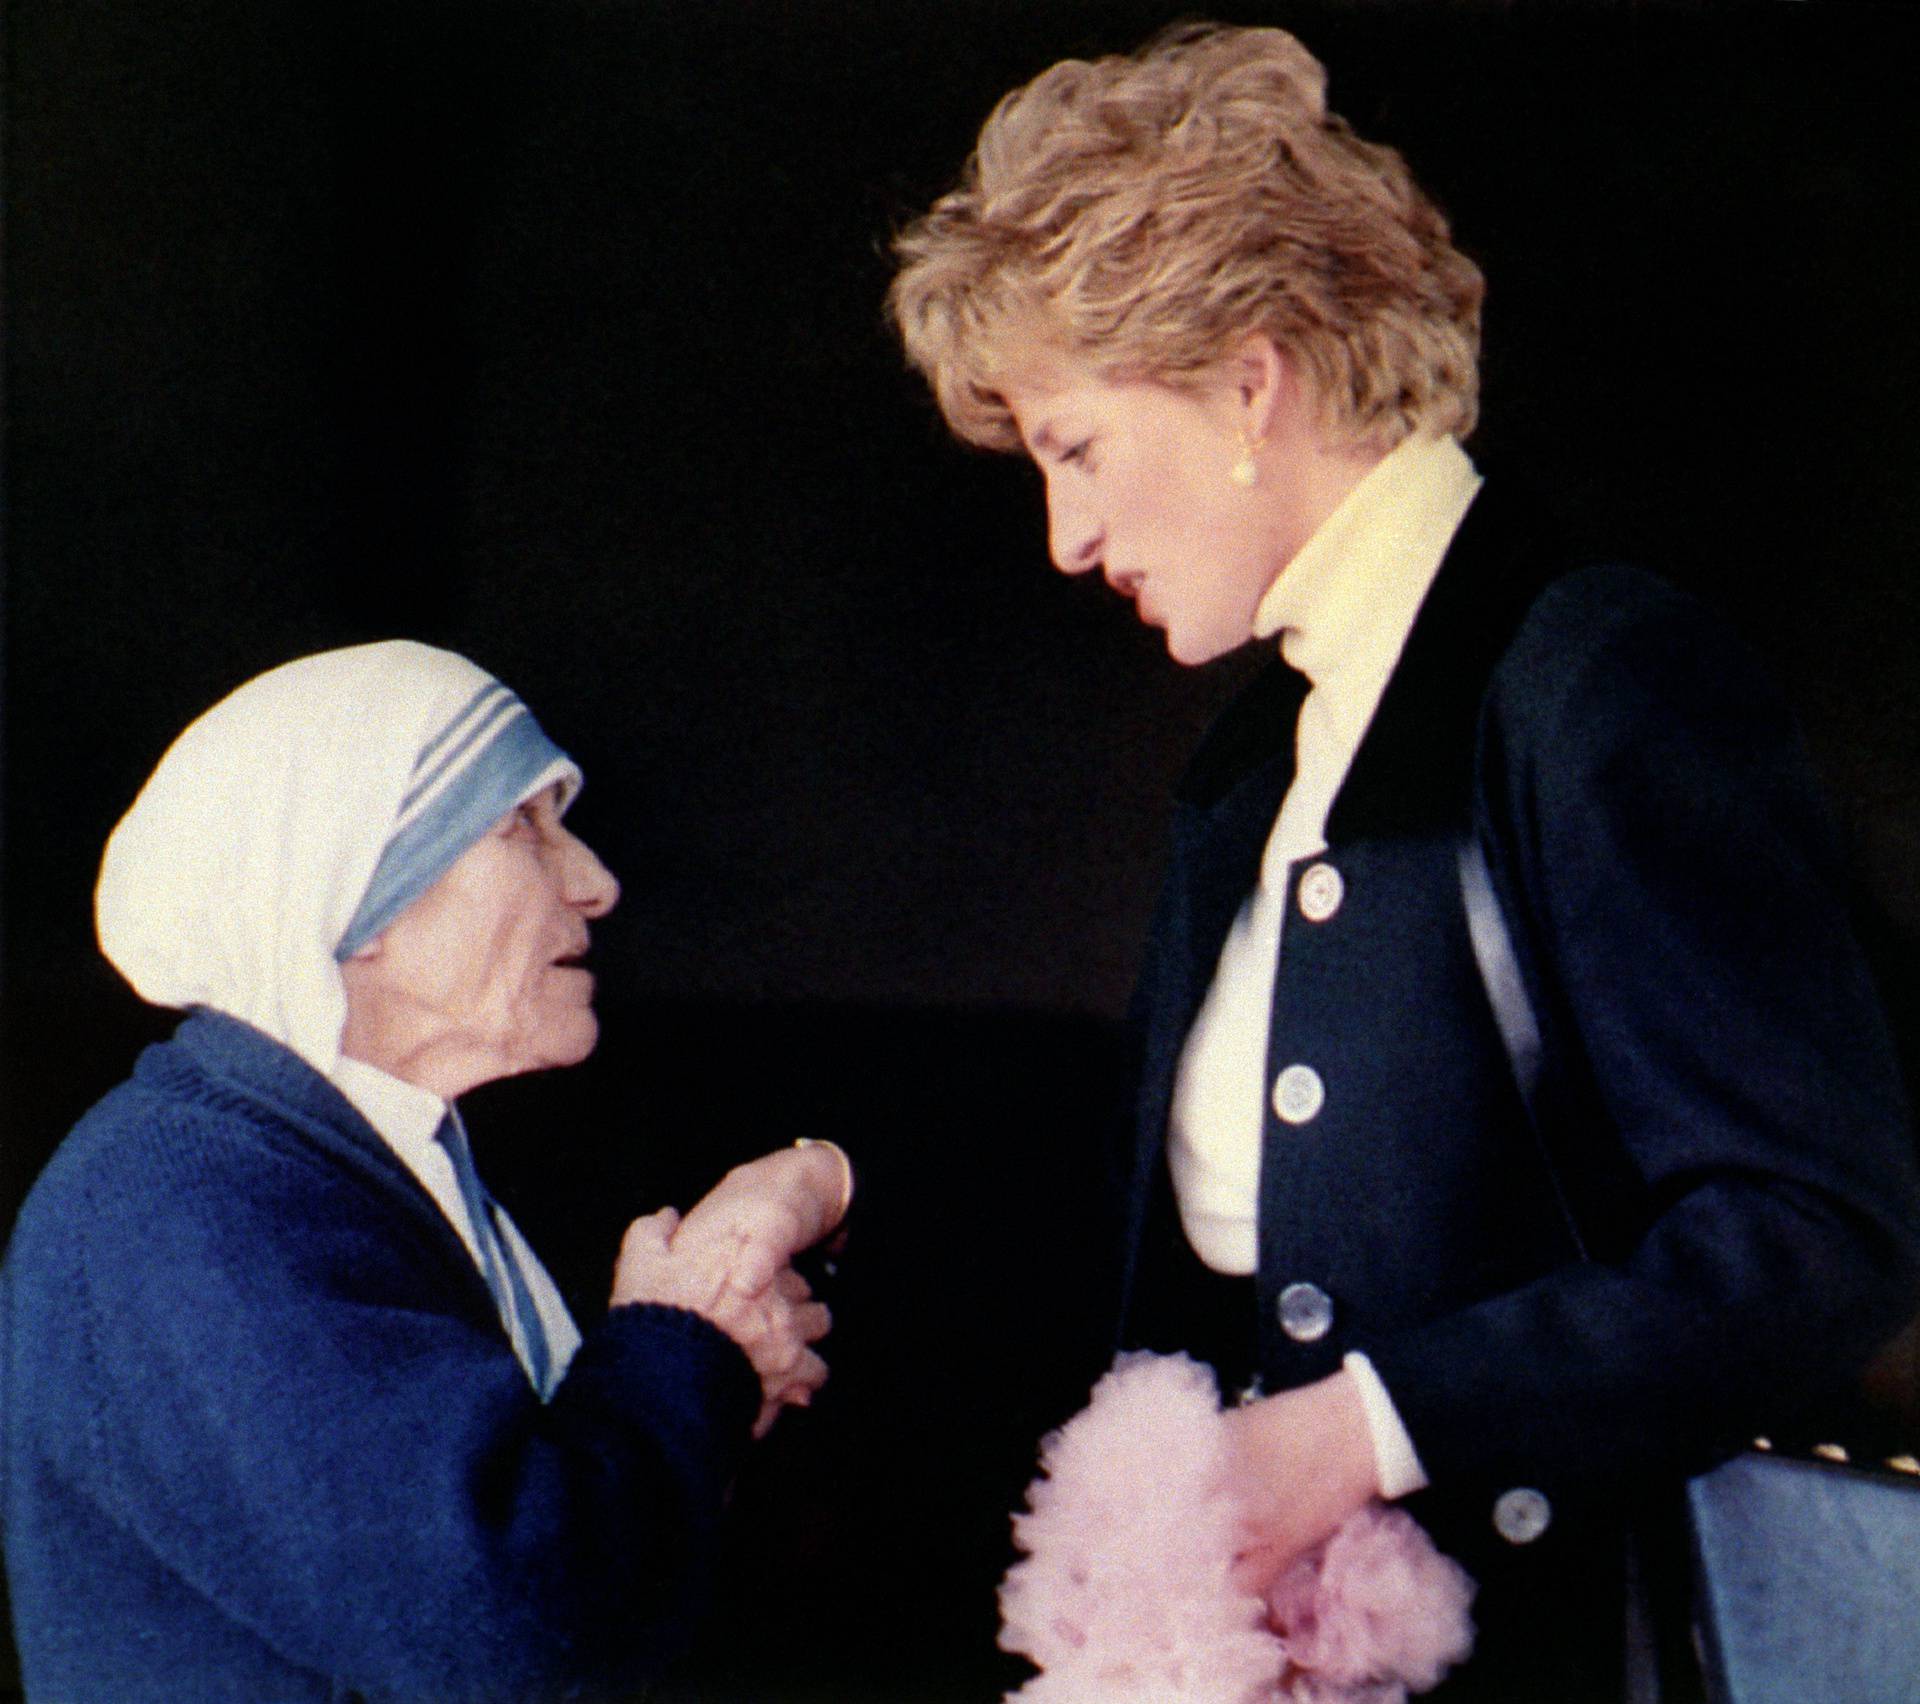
top-left (611, 1142), bottom-right (853, 1438)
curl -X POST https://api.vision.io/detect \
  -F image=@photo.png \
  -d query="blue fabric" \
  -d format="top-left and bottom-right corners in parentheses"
top-left (337, 695), bottom-right (571, 960)
top-left (436, 1111), bottom-right (555, 1397)
top-left (0, 1010), bottom-right (760, 1703)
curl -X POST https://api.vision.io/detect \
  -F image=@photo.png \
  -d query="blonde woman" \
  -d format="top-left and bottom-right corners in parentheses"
top-left (891, 24), bottom-right (1920, 1700)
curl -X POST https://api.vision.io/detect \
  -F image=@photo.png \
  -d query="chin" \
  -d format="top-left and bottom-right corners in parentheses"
top-left (514, 1010), bottom-right (601, 1076)
top-left (1163, 625), bottom-right (1238, 668)
top-left (550, 1013), bottom-right (601, 1067)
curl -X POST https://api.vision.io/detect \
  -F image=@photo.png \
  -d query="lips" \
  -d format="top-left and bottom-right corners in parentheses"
top-left (1119, 578), bottom-right (1166, 629)
top-left (547, 946), bottom-right (596, 1005)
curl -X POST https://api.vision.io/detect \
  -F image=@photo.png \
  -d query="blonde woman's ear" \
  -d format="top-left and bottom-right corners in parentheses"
top-left (1228, 332), bottom-right (1292, 440)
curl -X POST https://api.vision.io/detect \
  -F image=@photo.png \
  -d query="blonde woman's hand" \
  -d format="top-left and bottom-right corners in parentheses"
top-left (1218, 1369), bottom-right (1379, 1593)
top-left (663, 1143), bottom-right (853, 1305)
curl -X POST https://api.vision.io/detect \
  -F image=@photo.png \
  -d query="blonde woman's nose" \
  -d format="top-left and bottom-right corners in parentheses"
top-left (1047, 495), bottom-right (1103, 576)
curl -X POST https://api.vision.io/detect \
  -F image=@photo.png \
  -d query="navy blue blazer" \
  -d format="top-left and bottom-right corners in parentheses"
top-left (0, 1011), bottom-right (762, 1704)
top-left (1121, 484), bottom-right (1920, 1692)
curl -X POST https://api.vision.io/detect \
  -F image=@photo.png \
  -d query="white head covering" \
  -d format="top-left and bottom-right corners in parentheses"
top-left (96, 641), bottom-right (581, 1077)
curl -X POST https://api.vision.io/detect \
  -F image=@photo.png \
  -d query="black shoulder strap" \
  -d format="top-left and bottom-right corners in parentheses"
top-left (1455, 832), bottom-right (1592, 1264)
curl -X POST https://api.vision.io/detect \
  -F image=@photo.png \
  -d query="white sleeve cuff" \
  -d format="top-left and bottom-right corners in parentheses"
top-left (1342, 1350), bottom-right (1430, 1500)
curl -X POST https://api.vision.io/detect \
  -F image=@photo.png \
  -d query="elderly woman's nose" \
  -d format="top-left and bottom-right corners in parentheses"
top-left (562, 834), bottom-right (620, 917)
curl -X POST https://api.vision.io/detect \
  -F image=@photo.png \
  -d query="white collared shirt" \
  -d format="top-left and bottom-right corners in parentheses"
top-left (330, 1055), bottom-right (583, 1393)
top-left (1166, 431), bottom-right (1483, 1495)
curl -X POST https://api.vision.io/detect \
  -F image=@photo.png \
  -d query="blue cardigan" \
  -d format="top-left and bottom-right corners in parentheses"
top-left (1, 1010), bottom-right (762, 1703)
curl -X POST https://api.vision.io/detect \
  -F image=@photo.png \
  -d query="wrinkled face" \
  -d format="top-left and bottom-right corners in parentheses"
top-left (1001, 366), bottom-right (1288, 666)
top-left (359, 782), bottom-right (620, 1085)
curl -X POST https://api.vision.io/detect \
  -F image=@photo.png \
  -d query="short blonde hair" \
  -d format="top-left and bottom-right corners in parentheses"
top-left (888, 23), bottom-right (1484, 453)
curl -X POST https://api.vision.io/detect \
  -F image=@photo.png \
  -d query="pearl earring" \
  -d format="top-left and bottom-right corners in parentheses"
top-left (1229, 434), bottom-right (1260, 488)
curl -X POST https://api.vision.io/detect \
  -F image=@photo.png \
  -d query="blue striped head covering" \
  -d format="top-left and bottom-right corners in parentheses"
top-left (98, 641), bottom-right (582, 1076)
top-left (337, 674), bottom-right (578, 959)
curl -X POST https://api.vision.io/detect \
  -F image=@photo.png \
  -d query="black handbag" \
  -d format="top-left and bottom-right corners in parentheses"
top-left (1456, 836), bottom-right (1920, 1704)
top-left (1684, 1450), bottom-right (1920, 1704)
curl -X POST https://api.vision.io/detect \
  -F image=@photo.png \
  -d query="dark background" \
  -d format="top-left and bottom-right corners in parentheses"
top-left (5, 2), bottom-right (1919, 1698)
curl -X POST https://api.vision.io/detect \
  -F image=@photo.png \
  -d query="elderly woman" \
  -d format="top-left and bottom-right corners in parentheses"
top-left (889, 23), bottom-right (1920, 1701)
top-left (0, 641), bottom-right (851, 1703)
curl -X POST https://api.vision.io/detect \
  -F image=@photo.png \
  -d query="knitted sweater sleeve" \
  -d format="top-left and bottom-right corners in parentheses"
top-left (48, 1089), bottom-right (761, 1701)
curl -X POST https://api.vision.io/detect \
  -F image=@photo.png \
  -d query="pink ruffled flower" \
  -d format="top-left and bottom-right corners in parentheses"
top-left (999, 1353), bottom-right (1475, 1704)
top-left (1265, 1504), bottom-right (1476, 1703)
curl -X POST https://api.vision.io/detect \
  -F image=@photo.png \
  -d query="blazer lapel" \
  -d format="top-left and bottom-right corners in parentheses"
top-left (1151, 663), bottom-right (1304, 1039)
top-left (1173, 660), bottom-right (1308, 982)
top-left (1326, 481), bottom-right (1561, 845)
top-left (1127, 662), bottom-right (1303, 1278)
top-left (1150, 478), bottom-right (1554, 1045)
top-left (1125, 481), bottom-right (1565, 1317)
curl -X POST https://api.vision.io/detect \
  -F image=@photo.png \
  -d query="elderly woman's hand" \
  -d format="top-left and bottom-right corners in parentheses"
top-left (609, 1204), bottom-right (834, 1438)
top-left (729, 1264), bottom-right (833, 1438)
